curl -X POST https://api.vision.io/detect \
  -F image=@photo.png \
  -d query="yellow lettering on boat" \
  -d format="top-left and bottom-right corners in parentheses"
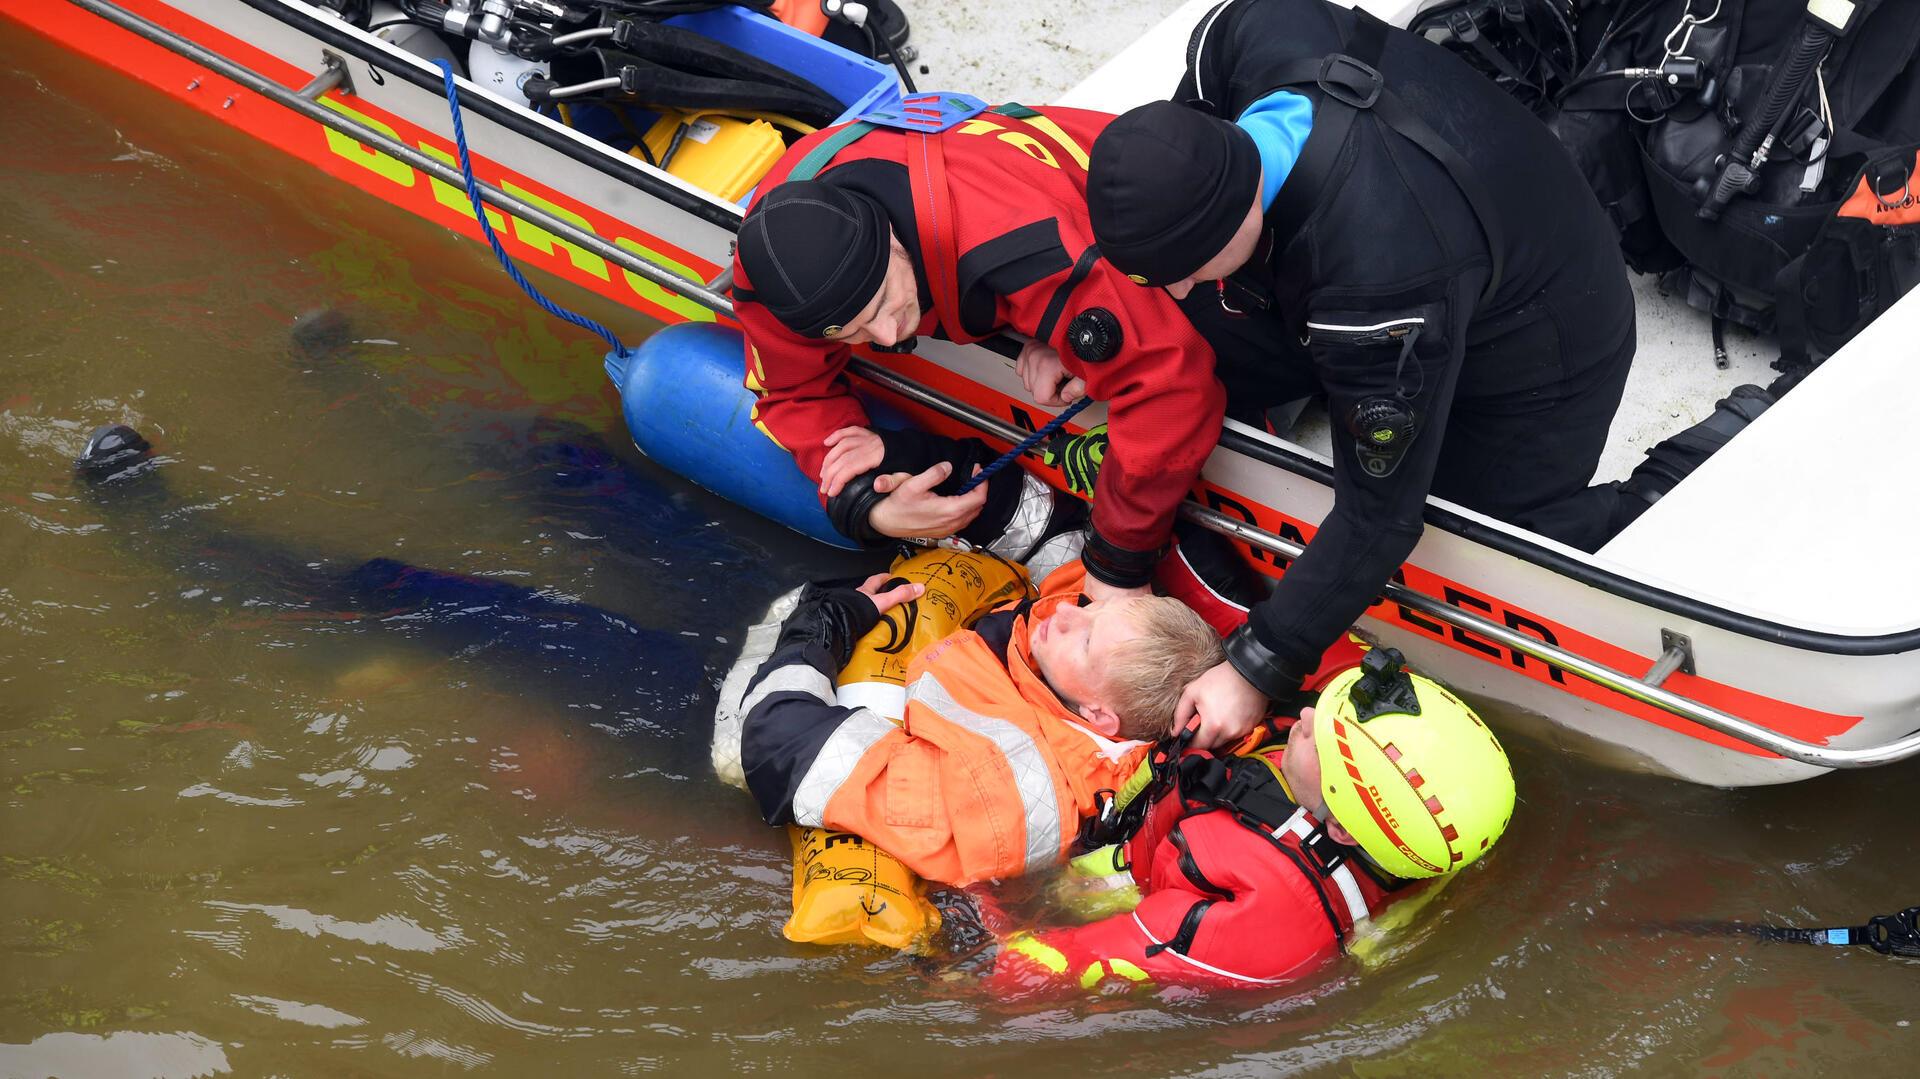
top-left (500, 181), bottom-right (610, 280)
top-left (613, 237), bottom-right (717, 323)
top-left (319, 98), bottom-right (415, 187)
top-left (414, 143), bottom-right (507, 229)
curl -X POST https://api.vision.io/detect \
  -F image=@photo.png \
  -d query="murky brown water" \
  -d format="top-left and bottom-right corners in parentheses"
top-left (4, 20), bottom-right (1918, 1078)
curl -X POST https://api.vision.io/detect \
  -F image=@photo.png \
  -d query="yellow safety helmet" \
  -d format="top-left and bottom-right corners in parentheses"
top-left (1312, 648), bottom-right (1515, 879)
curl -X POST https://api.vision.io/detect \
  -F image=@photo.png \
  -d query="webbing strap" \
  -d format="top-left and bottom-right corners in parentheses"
top-left (1262, 15), bottom-right (1387, 255)
top-left (907, 130), bottom-right (968, 341)
top-left (1372, 90), bottom-right (1506, 305)
top-left (787, 121), bottom-right (876, 181)
top-left (1261, 9), bottom-right (1505, 304)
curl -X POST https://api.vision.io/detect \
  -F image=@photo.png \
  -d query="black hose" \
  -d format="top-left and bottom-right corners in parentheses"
top-left (1698, 22), bottom-right (1832, 220)
top-left (860, 18), bottom-right (917, 95)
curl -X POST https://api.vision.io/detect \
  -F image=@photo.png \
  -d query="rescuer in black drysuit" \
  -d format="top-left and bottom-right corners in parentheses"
top-left (1085, 0), bottom-right (1773, 744)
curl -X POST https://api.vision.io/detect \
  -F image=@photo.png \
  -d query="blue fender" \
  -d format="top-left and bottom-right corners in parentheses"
top-left (606, 323), bottom-right (859, 549)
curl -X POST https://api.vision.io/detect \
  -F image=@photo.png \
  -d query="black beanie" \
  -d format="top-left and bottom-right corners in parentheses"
top-left (1088, 100), bottom-right (1262, 287)
top-left (736, 181), bottom-right (890, 337)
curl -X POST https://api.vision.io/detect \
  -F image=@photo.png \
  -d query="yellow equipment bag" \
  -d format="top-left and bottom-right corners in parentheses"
top-left (785, 826), bottom-right (939, 950)
top-left (785, 548), bottom-right (1034, 950)
top-left (833, 547), bottom-right (1031, 719)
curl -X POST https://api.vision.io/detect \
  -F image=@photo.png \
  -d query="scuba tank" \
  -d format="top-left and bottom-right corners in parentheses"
top-left (364, 0), bottom-right (462, 65)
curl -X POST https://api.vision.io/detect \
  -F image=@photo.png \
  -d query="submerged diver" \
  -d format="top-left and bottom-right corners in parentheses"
top-left (728, 96), bottom-right (1222, 592)
top-left (75, 424), bottom-right (707, 737)
top-left (1084, 0), bottom-right (1775, 746)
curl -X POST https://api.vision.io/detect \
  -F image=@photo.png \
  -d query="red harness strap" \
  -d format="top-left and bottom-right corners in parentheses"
top-left (905, 131), bottom-right (974, 343)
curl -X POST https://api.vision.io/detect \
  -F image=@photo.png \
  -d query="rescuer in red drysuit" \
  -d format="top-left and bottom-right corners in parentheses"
top-left (729, 96), bottom-right (1223, 594)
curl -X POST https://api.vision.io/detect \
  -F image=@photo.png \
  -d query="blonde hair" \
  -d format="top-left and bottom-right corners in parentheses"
top-left (1103, 597), bottom-right (1226, 741)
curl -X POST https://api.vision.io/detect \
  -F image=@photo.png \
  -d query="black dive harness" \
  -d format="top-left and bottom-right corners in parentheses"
top-left (1078, 725), bottom-right (1404, 956)
top-left (1217, 8), bottom-right (1508, 307)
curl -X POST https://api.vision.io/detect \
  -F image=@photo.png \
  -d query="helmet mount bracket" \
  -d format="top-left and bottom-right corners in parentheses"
top-left (1349, 647), bottom-right (1423, 722)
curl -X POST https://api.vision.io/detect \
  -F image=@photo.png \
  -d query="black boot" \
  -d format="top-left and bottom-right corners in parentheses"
top-left (76, 424), bottom-right (153, 484)
top-left (1617, 384), bottom-right (1775, 521)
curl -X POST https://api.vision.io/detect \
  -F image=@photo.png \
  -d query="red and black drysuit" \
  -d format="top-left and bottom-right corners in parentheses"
top-left (982, 706), bottom-right (1410, 992)
top-left (731, 106), bottom-right (1225, 584)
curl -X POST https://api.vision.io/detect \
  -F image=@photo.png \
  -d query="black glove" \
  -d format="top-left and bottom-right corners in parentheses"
top-left (826, 428), bottom-right (1022, 547)
top-left (774, 580), bottom-right (888, 668)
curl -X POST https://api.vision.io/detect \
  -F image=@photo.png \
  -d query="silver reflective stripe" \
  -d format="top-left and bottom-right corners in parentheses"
top-left (1190, 0), bottom-right (1236, 105)
top-left (738, 663), bottom-right (834, 719)
top-left (908, 673), bottom-right (1064, 873)
top-left (791, 709), bottom-right (896, 826)
top-left (1024, 529), bottom-right (1086, 587)
top-left (712, 585), bottom-right (804, 790)
top-left (1282, 811), bottom-right (1371, 926)
top-left (985, 471), bottom-right (1054, 561)
top-left (1305, 317), bottom-right (1427, 334)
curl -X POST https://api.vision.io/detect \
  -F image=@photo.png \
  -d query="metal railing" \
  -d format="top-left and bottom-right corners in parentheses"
top-left (60, 0), bottom-right (1920, 770)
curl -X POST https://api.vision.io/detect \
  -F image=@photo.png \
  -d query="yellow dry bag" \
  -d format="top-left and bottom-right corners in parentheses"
top-left (784, 548), bottom-right (1033, 950)
top-left (784, 825), bottom-right (938, 950)
top-left (832, 547), bottom-right (1031, 719)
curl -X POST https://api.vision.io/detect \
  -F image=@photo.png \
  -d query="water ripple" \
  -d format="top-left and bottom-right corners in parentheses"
top-left (205, 900), bottom-right (463, 954)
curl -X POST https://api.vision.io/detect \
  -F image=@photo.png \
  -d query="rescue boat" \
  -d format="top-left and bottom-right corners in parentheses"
top-left (10, 0), bottom-right (1918, 786)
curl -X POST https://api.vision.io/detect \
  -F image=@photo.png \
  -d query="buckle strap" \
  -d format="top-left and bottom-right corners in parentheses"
top-left (1260, 9), bottom-right (1504, 306)
top-left (907, 130), bottom-right (970, 342)
top-left (1263, 11), bottom-right (1388, 255)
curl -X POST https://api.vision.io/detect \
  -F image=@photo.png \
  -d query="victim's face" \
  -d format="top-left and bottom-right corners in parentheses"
top-left (1030, 598), bottom-right (1146, 712)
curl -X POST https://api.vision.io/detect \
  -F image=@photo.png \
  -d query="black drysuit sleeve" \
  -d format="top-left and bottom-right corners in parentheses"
top-left (1227, 276), bottom-right (1477, 698)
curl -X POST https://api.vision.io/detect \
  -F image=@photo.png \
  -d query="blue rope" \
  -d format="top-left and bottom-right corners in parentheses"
top-left (431, 59), bottom-right (629, 358)
top-left (954, 396), bottom-right (1093, 494)
top-left (432, 57), bottom-right (1073, 494)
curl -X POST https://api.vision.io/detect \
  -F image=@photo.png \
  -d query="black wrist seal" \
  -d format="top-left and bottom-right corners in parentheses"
top-left (1081, 527), bottom-right (1163, 588)
top-left (1223, 623), bottom-right (1309, 702)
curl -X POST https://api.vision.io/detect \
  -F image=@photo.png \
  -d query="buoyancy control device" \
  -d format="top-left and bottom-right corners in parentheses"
top-left (1412, 0), bottom-right (1920, 372)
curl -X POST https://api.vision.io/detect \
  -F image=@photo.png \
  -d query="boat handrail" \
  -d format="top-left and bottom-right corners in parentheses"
top-left (64, 0), bottom-right (1920, 771)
